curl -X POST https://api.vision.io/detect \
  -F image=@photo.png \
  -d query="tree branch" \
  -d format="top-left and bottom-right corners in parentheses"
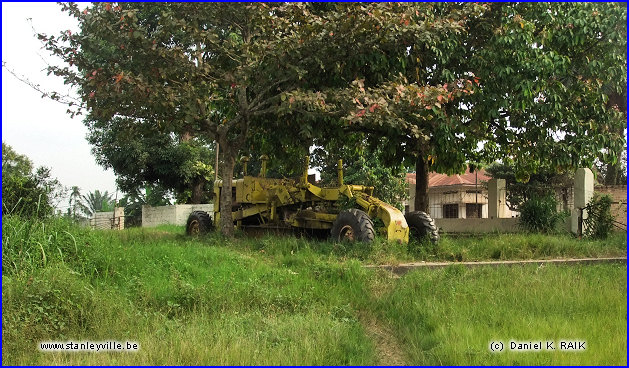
top-left (2, 61), bottom-right (84, 108)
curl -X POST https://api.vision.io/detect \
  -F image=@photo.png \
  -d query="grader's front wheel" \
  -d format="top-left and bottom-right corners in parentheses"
top-left (330, 209), bottom-right (375, 243)
top-left (186, 211), bottom-right (213, 236)
top-left (405, 211), bottom-right (439, 244)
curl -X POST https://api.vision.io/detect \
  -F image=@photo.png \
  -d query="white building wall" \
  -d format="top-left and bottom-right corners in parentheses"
top-left (409, 183), bottom-right (490, 219)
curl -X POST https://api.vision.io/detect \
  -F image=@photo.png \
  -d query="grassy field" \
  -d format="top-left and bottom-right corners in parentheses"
top-left (2, 216), bottom-right (626, 365)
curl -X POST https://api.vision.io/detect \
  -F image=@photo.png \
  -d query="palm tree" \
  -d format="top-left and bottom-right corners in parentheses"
top-left (68, 186), bottom-right (82, 219)
top-left (80, 190), bottom-right (114, 217)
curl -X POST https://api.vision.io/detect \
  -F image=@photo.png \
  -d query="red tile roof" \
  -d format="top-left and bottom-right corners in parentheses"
top-left (406, 167), bottom-right (490, 187)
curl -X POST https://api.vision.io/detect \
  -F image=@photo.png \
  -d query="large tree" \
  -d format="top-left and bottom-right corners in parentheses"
top-left (286, 2), bottom-right (626, 212)
top-left (41, 2), bottom-right (625, 233)
top-left (41, 3), bottom-right (315, 235)
top-left (41, 3), bottom-right (472, 234)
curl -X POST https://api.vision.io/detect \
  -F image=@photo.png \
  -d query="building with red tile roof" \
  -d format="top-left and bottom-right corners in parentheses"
top-left (405, 167), bottom-right (515, 219)
top-left (405, 167), bottom-right (491, 188)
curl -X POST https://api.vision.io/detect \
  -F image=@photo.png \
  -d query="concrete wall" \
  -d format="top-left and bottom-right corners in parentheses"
top-left (435, 218), bottom-right (520, 233)
top-left (595, 185), bottom-right (627, 229)
top-left (142, 204), bottom-right (214, 227)
top-left (435, 217), bottom-right (572, 234)
top-left (90, 207), bottom-right (124, 230)
top-left (487, 178), bottom-right (509, 219)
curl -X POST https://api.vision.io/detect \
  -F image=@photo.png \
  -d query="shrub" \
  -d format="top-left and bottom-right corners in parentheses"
top-left (519, 194), bottom-right (565, 233)
top-left (2, 174), bottom-right (53, 218)
top-left (583, 194), bottom-right (615, 239)
top-left (2, 143), bottom-right (64, 219)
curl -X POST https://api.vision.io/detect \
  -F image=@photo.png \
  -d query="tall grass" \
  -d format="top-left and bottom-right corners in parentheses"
top-left (2, 217), bottom-right (626, 365)
top-left (2, 215), bottom-right (90, 276)
top-left (370, 263), bottom-right (627, 365)
top-left (2, 217), bottom-right (375, 365)
top-left (417, 232), bottom-right (627, 263)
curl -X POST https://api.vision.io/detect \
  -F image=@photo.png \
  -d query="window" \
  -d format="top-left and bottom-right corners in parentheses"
top-left (466, 203), bottom-right (483, 218)
top-left (443, 204), bottom-right (459, 218)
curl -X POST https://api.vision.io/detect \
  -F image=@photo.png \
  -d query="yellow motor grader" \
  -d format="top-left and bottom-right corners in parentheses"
top-left (186, 155), bottom-right (439, 244)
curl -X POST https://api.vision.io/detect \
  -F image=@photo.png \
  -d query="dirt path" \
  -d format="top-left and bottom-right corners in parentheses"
top-left (365, 256), bottom-right (627, 276)
top-left (359, 312), bottom-right (407, 366)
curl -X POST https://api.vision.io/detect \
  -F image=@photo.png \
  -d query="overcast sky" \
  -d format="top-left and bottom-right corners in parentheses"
top-left (2, 2), bottom-right (118, 210)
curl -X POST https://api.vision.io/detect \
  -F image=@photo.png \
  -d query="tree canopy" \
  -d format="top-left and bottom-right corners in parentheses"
top-left (79, 189), bottom-right (115, 217)
top-left (41, 2), bottom-right (626, 233)
top-left (285, 2), bottom-right (626, 210)
top-left (87, 116), bottom-right (215, 204)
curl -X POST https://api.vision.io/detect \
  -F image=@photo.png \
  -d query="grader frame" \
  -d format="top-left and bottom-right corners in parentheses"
top-left (187, 155), bottom-right (439, 244)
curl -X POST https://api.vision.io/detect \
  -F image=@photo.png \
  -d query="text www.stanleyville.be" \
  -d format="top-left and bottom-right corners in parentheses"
top-left (39, 341), bottom-right (139, 353)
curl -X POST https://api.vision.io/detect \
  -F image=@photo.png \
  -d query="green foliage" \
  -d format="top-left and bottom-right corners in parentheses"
top-left (595, 150), bottom-right (628, 185)
top-left (486, 162), bottom-right (573, 211)
top-left (233, 141), bottom-right (309, 180)
top-left (584, 194), bottom-right (615, 239)
top-left (79, 190), bottom-right (115, 217)
top-left (467, 3), bottom-right (626, 175)
top-left (2, 143), bottom-right (64, 218)
top-left (40, 3), bottom-right (627, 236)
top-left (87, 116), bottom-right (215, 203)
top-left (288, 2), bottom-right (626, 197)
top-left (313, 135), bottom-right (408, 210)
top-left (2, 141), bottom-right (33, 178)
top-left (519, 194), bottom-right (567, 233)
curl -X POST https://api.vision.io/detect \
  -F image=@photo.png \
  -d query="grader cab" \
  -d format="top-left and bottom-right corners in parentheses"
top-left (186, 155), bottom-right (439, 244)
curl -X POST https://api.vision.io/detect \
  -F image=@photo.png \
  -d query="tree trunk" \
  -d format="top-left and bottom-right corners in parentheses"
top-left (218, 141), bottom-right (236, 237)
top-left (604, 91), bottom-right (626, 186)
top-left (189, 177), bottom-right (205, 204)
top-left (604, 163), bottom-right (619, 185)
top-left (414, 152), bottom-right (430, 213)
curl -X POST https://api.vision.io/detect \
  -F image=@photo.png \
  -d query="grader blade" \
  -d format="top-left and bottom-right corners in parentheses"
top-left (354, 192), bottom-right (410, 243)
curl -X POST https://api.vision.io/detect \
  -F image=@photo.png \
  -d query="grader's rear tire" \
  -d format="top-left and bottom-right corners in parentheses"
top-left (186, 211), bottom-right (213, 236)
top-left (405, 211), bottom-right (439, 244)
top-left (330, 209), bottom-right (375, 243)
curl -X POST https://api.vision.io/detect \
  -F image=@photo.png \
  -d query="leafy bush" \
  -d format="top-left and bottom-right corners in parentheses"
top-left (2, 143), bottom-right (64, 218)
top-left (2, 173), bottom-right (53, 218)
top-left (583, 194), bottom-right (615, 239)
top-left (519, 194), bottom-right (566, 233)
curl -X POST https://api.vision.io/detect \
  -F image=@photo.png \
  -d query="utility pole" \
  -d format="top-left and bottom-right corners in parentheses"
top-left (215, 142), bottom-right (219, 181)
top-left (475, 171), bottom-right (478, 218)
top-left (112, 188), bottom-right (118, 229)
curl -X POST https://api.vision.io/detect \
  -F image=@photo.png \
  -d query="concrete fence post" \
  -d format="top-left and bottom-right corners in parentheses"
top-left (114, 207), bottom-right (125, 230)
top-left (488, 178), bottom-right (506, 219)
top-left (571, 168), bottom-right (594, 236)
